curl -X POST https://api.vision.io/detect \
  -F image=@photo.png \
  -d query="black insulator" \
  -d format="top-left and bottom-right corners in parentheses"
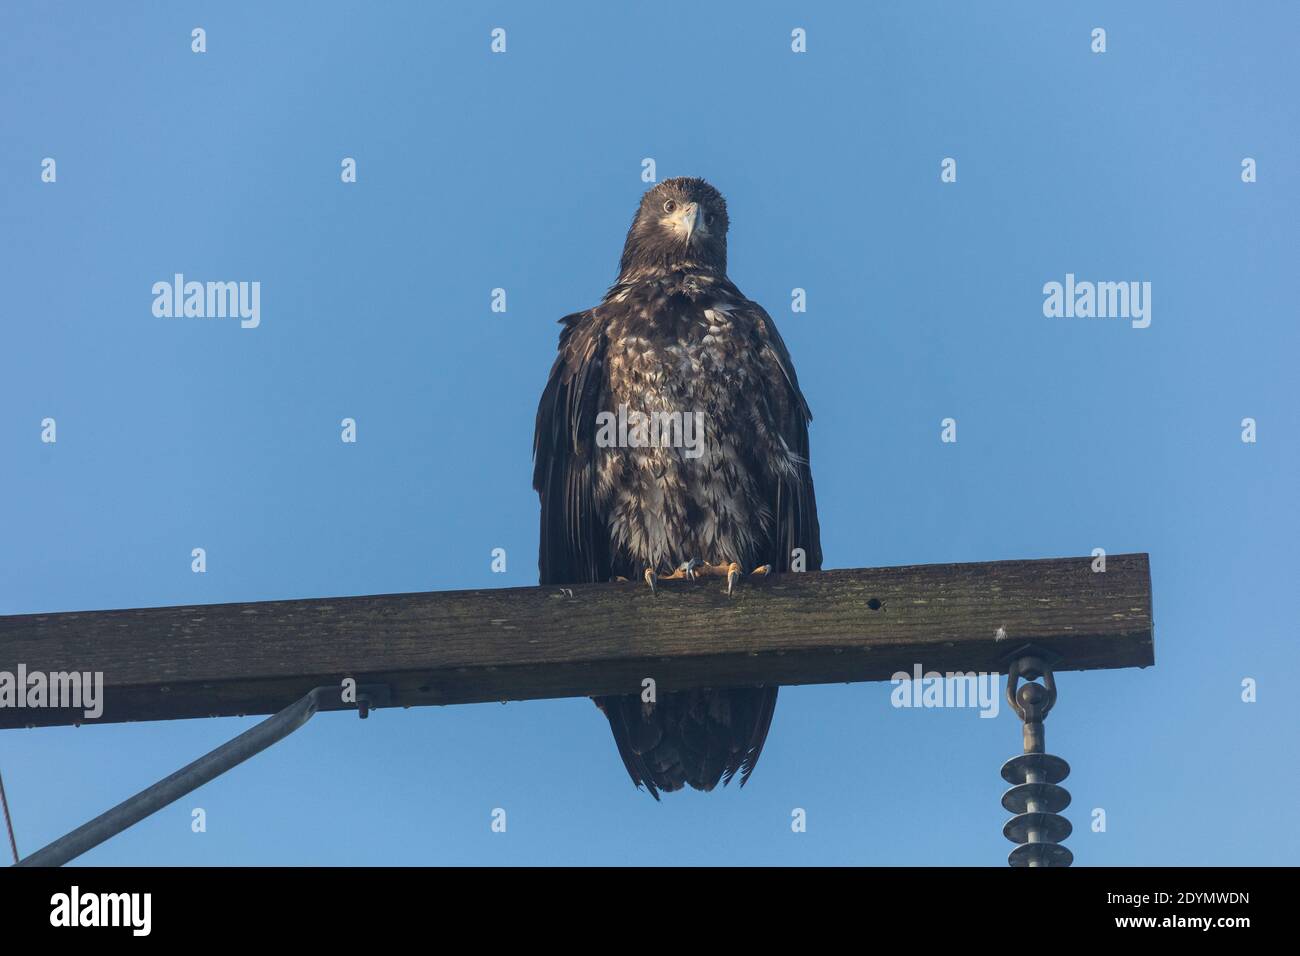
top-left (1002, 651), bottom-right (1074, 867)
top-left (1009, 843), bottom-right (1074, 867)
top-left (1001, 753), bottom-right (1070, 786)
top-left (1001, 781), bottom-right (1071, 815)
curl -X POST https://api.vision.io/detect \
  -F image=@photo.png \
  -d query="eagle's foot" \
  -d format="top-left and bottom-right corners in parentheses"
top-left (644, 560), bottom-right (701, 595)
top-left (650, 560), bottom-right (768, 595)
top-left (727, 564), bottom-right (773, 594)
top-left (716, 562), bottom-right (773, 594)
top-left (676, 560), bottom-right (747, 594)
top-left (664, 558), bottom-right (701, 582)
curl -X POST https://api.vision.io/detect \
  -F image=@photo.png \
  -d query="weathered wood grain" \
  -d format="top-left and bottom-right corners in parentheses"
top-left (0, 554), bottom-right (1153, 729)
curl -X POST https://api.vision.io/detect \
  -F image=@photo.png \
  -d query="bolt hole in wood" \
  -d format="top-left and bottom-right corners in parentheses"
top-left (867, 598), bottom-right (883, 610)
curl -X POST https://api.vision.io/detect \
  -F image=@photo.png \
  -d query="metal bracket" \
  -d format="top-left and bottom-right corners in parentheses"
top-left (353, 683), bottom-right (392, 719)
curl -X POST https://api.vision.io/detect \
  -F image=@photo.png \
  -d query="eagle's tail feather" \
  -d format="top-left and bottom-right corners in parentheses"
top-left (596, 697), bottom-right (662, 800)
top-left (738, 686), bottom-right (779, 786)
top-left (594, 687), bottom-right (778, 796)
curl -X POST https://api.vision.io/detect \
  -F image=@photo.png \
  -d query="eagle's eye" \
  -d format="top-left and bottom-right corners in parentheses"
top-left (705, 212), bottom-right (715, 226)
top-left (663, 199), bottom-right (677, 213)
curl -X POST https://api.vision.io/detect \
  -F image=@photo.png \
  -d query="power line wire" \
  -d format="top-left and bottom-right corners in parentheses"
top-left (0, 764), bottom-right (18, 864)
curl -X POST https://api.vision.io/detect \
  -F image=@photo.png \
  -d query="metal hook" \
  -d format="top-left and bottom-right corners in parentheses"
top-left (1005, 654), bottom-right (1058, 723)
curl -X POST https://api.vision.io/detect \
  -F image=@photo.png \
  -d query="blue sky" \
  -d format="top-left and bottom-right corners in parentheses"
top-left (1, 1), bottom-right (1296, 865)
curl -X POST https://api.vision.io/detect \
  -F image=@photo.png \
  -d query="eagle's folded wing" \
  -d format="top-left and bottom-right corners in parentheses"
top-left (733, 290), bottom-right (823, 575)
top-left (533, 310), bottom-right (610, 587)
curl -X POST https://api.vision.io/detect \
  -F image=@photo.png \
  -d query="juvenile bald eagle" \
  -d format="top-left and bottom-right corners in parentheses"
top-left (533, 177), bottom-right (822, 798)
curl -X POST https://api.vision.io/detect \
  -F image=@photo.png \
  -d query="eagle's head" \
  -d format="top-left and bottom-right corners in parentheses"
top-left (617, 177), bottom-right (730, 280)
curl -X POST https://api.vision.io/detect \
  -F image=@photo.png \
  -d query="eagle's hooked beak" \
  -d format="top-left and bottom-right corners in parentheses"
top-left (670, 202), bottom-right (703, 244)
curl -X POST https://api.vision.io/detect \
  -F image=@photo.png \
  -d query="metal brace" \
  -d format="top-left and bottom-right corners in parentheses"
top-left (15, 683), bottom-right (392, 867)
